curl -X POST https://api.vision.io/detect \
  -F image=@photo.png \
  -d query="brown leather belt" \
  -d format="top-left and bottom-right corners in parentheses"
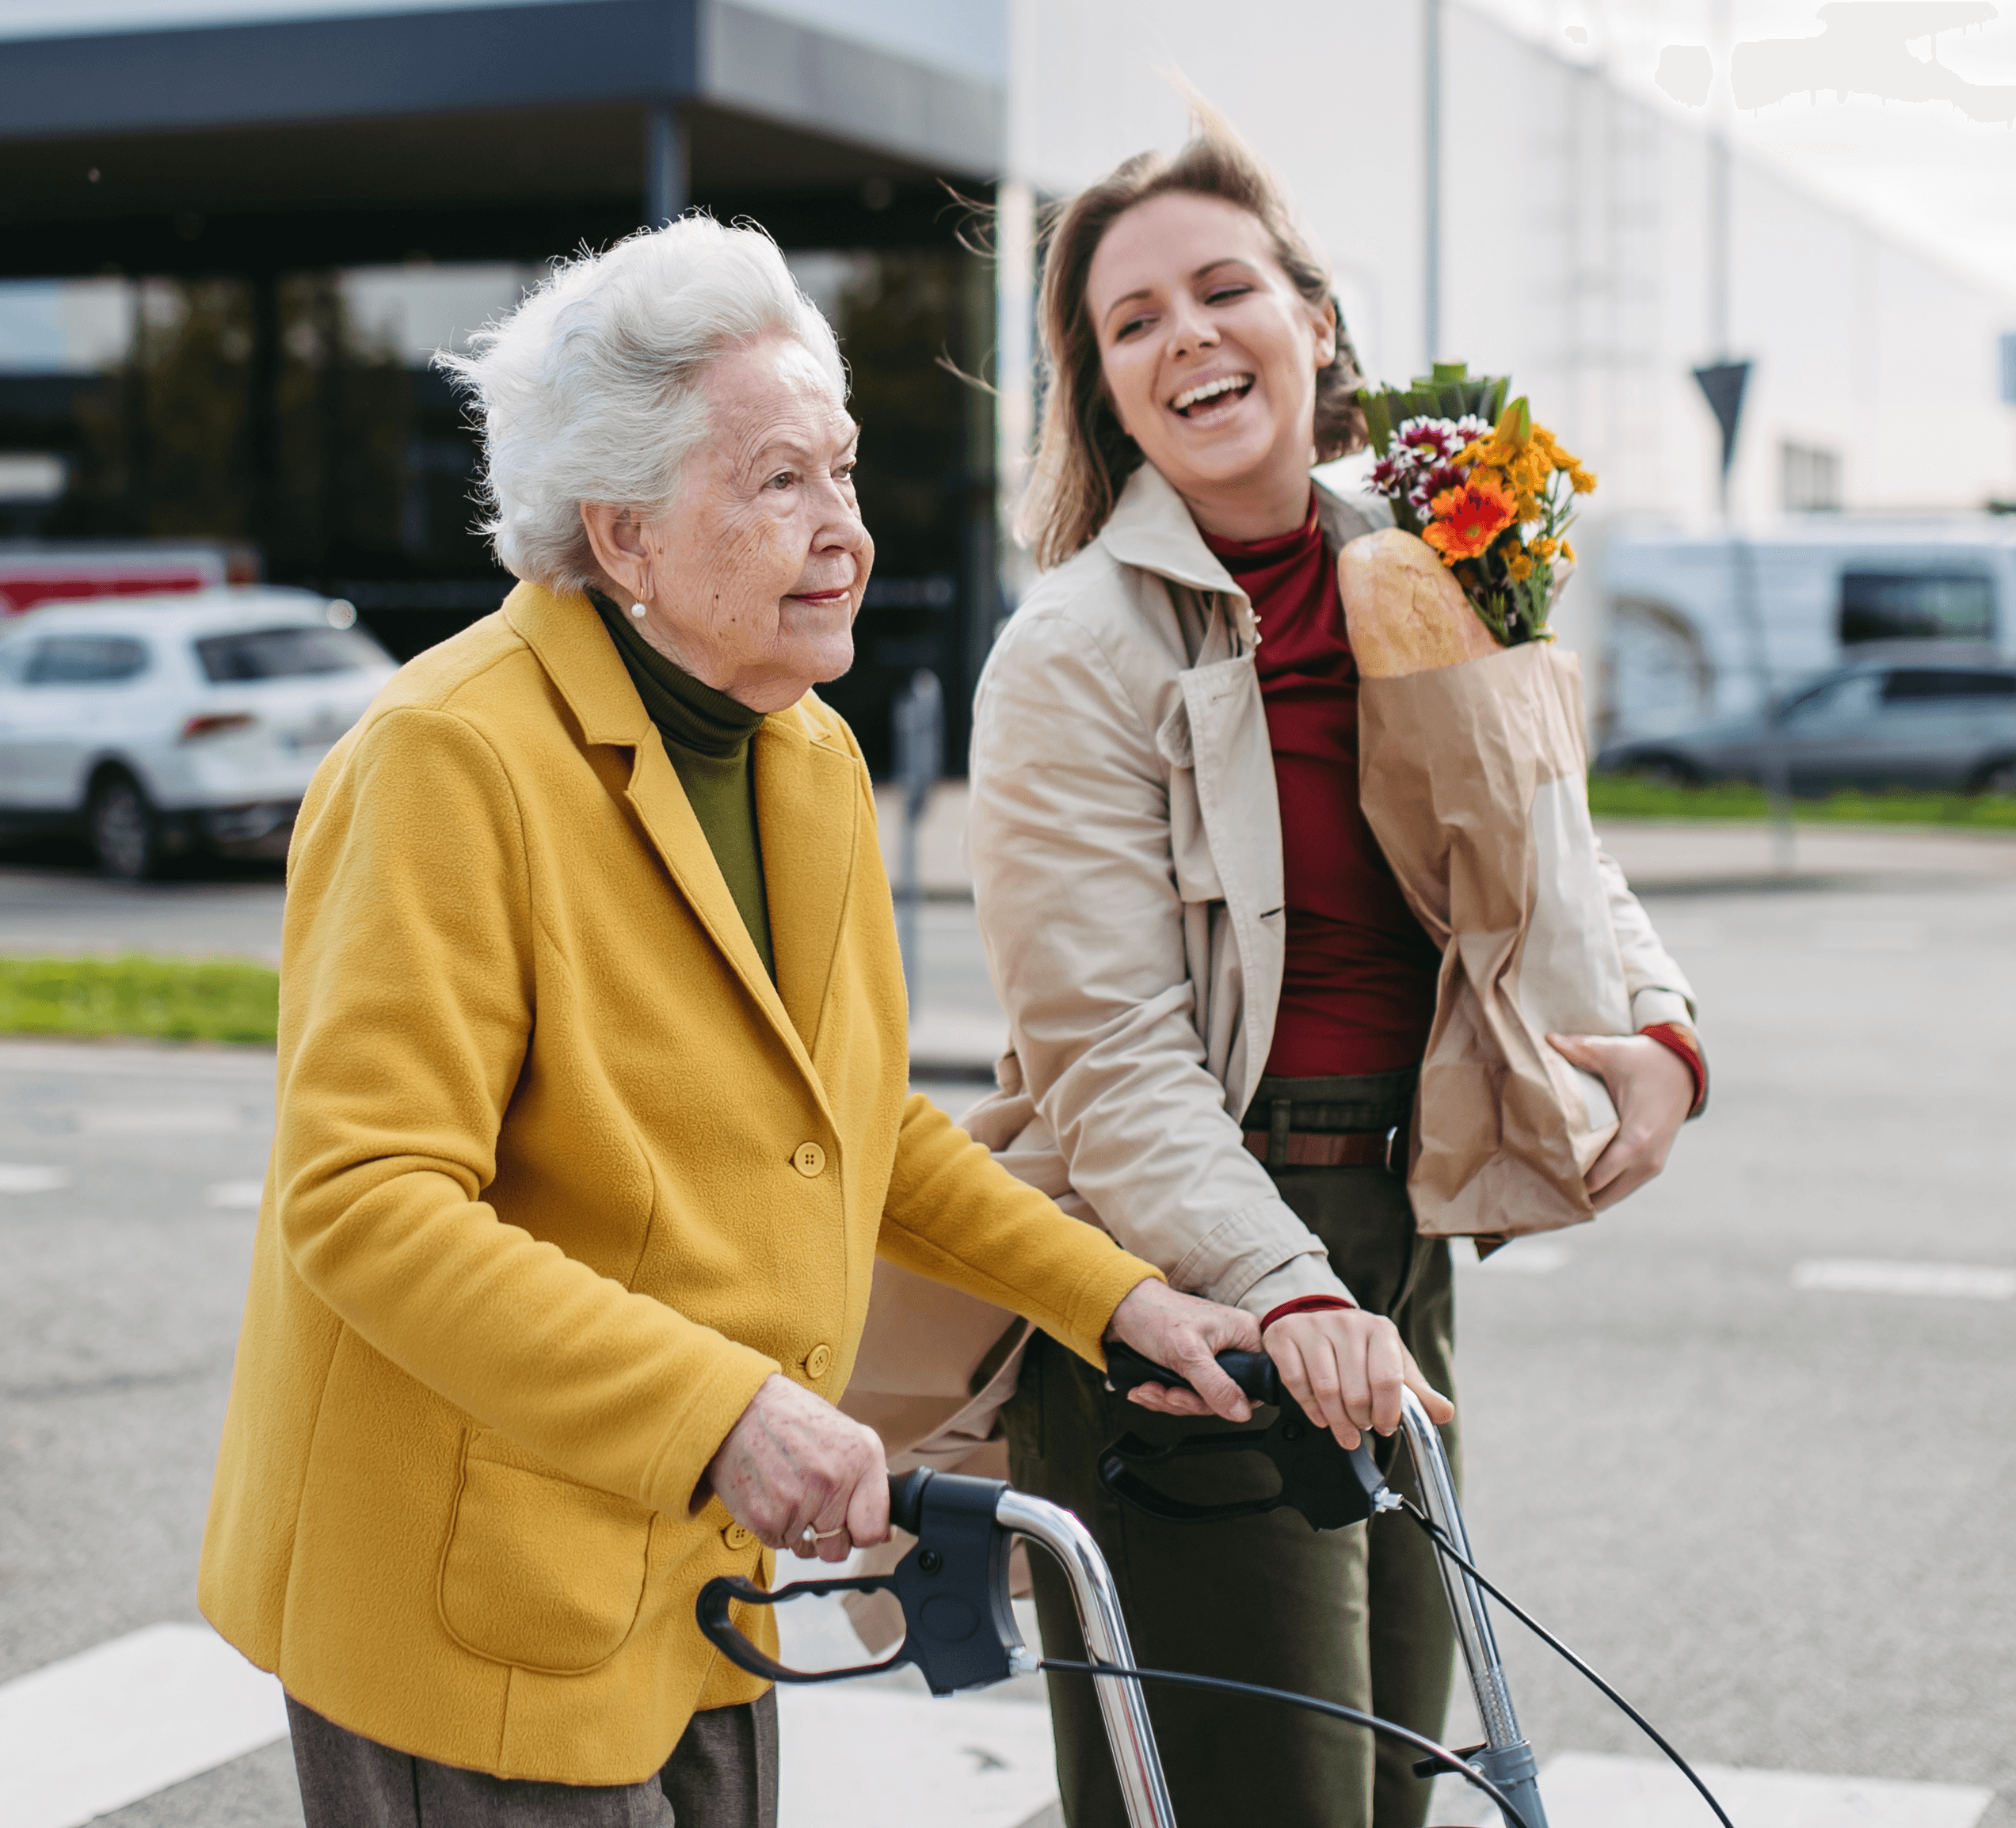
top-left (1243, 1129), bottom-right (1395, 1169)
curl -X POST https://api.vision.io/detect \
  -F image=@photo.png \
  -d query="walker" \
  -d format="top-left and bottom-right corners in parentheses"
top-left (697, 1347), bottom-right (1731, 1828)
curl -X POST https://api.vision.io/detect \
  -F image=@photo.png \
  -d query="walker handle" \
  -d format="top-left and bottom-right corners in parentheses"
top-left (696, 1470), bottom-right (1027, 1697)
top-left (1104, 1341), bottom-right (1282, 1407)
top-left (1099, 1345), bottom-right (1391, 1533)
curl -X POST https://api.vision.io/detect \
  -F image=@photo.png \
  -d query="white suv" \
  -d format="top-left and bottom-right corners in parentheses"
top-left (0, 588), bottom-right (399, 878)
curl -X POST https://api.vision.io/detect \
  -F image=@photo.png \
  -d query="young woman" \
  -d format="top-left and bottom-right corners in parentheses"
top-left (964, 124), bottom-right (1704, 1828)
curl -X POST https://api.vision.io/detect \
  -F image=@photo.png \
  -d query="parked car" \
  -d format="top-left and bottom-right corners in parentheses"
top-left (0, 588), bottom-right (398, 877)
top-left (1600, 517), bottom-right (2016, 746)
top-left (1595, 646), bottom-right (2016, 796)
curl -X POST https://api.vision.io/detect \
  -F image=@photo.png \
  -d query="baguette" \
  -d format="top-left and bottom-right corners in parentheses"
top-left (1338, 528), bottom-right (1502, 678)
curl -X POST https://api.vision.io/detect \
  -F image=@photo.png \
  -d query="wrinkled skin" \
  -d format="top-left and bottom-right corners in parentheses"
top-left (703, 1278), bottom-right (1263, 1561)
top-left (581, 331), bottom-right (871, 714)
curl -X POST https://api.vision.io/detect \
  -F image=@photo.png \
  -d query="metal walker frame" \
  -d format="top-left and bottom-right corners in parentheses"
top-left (699, 1373), bottom-right (1548, 1828)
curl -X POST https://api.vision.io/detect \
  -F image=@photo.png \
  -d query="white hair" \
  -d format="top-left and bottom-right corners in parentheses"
top-left (439, 216), bottom-right (845, 591)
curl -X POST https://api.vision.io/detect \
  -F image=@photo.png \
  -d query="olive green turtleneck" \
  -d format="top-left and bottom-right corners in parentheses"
top-left (588, 591), bottom-right (775, 980)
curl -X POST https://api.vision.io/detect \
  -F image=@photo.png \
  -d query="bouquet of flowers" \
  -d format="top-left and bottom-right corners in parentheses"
top-left (1338, 364), bottom-right (1633, 1243)
top-left (1359, 362), bottom-right (1595, 648)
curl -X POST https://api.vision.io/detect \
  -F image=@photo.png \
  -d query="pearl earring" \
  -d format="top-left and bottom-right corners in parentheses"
top-left (629, 601), bottom-right (647, 619)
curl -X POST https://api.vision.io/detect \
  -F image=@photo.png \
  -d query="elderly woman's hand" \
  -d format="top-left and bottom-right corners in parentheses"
top-left (1105, 1278), bottom-right (1263, 1423)
top-left (1548, 1031), bottom-right (1694, 1210)
top-left (704, 1376), bottom-right (890, 1563)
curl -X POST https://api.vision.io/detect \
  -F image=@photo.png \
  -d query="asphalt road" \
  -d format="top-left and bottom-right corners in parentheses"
top-left (2, 834), bottom-right (2011, 1824)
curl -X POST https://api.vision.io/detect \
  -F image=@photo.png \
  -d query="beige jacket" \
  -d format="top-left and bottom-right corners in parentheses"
top-left (962, 463), bottom-right (1696, 1316)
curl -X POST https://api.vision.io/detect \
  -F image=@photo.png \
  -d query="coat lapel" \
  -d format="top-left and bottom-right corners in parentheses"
top-left (754, 705), bottom-right (860, 1059)
top-left (504, 584), bottom-right (837, 1106)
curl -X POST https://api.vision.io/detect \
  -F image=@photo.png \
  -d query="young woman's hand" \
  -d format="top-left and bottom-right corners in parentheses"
top-left (1262, 1307), bottom-right (1454, 1449)
top-left (1547, 1031), bottom-right (1694, 1210)
top-left (1105, 1278), bottom-right (1263, 1422)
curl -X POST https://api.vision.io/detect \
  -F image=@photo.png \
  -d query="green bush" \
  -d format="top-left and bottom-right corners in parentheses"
top-left (1587, 775), bottom-right (2016, 832)
top-left (0, 954), bottom-right (279, 1044)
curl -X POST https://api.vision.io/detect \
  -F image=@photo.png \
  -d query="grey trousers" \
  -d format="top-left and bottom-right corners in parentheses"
top-left (286, 1693), bottom-right (778, 1828)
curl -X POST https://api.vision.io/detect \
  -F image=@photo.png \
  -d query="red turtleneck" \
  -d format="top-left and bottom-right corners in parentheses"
top-left (1201, 502), bottom-right (1442, 1078)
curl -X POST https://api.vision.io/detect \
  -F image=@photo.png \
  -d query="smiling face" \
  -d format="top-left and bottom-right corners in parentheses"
top-left (584, 332), bottom-right (872, 713)
top-left (1085, 190), bottom-right (1336, 539)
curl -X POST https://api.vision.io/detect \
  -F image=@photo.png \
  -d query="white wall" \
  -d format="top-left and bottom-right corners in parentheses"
top-left (1008, 0), bottom-right (1431, 390)
top-left (1006, 0), bottom-right (2016, 696)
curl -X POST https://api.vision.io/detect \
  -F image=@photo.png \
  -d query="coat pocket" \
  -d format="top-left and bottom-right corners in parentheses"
top-left (438, 1430), bottom-right (654, 1674)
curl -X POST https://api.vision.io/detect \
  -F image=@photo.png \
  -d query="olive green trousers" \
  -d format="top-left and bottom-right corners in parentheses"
top-left (1003, 1164), bottom-right (1458, 1828)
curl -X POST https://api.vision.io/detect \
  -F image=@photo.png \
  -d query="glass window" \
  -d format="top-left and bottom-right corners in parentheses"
top-left (25, 634), bottom-right (150, 684)
top-left (195, 625), bottom-right (389, 682)
top-left (1881, 669), bottom-right (2016, 704)
top-left (1783, 672), bottom-right (1881, 724)
top-left (1839, 572), bottom-right (1996, 645)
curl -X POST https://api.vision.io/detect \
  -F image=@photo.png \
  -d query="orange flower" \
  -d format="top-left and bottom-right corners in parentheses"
top-left (1423, 471), bottom-right (1516, 563)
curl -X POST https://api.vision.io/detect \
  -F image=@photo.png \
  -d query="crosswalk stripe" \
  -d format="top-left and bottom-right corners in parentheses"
top-left (776, 1686), bottom-right (1057, 1828)
top-left (1430, 1750), bottom-right (1995, 1826)
top-left (1794, 1258), bottom-right (2016, 1301)
top-left (0, 1623), bottom-right (287, 1828)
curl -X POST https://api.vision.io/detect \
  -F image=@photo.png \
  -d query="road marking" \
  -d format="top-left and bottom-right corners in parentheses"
top-left (1794, 1258), bottom-right (2015, 1301)
top-left (204, 1180), bottom-right (265, 1209)
top-left (70, 1103), bottom-right (253, 1135)
top-left (1465, 1238), bottom-right (1572, 1274)
top-left (0, 1622), bottom-right (287, 1828)
top-left (776, 1687), bottom-right (1056, 1828)
top-left (1817, 918), bottom-right (1926, 953)
top-left (0, 1164), bottom-right (70, 1193)
top-left (1430, 1751), bottom-right (1993, 1826)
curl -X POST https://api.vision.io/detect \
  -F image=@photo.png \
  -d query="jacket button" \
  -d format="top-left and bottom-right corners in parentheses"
top-left (791, 1142), bottom-right (826, 1178)
top-left (723, 1522), bottom-right (755, 1551)
top-left (805, 1342), bottom-right (833, 1380)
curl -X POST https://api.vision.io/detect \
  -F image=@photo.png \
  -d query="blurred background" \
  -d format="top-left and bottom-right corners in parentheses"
top-left (1, 5), bottom-right (2013, 1828)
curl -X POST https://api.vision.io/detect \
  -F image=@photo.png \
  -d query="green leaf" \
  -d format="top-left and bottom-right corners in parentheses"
top-left (1430, 360), bottom-right (1469, 383)
top-left (1360, 391), bottom-right (1394, 453)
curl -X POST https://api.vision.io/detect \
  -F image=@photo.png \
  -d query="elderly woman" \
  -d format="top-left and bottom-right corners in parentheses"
top-left (198, 218), bottom-right (1258, 1828)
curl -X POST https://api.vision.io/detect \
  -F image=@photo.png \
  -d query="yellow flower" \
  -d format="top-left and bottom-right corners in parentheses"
top-left (1507, 552), bottom-right (1534, 581)
top-left (1535, 536), bottom-right (1560, 559)
top-left (1561, 540), bottom-right (1576, 562)
top-left (1515, 495), bottom-right (1542, 522)
top-left (1570, 467), bottom-right (1597, 494)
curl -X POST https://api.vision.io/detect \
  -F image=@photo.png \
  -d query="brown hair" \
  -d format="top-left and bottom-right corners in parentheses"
top-left (1018, 113), bottom-right (1368, 571)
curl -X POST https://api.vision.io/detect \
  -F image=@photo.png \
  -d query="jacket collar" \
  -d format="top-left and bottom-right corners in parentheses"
top-left (504, 582), bottom-right (853, 1106)
top-left (1096, 463), bottom-right (1379, 651)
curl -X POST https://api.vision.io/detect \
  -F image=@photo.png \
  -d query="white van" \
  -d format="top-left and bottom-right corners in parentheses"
top-left (1599, 518), bottom-right (2016, 745)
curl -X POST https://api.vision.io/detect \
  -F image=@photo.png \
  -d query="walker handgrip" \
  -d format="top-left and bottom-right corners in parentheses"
top-left (695, 1470), bottom-right (1027, 1697)
top-left (1104, 1342), bottom-right (1282, 1407)
top-left (696, 1572), bottom-right (912, 1685)
top-left (1099, 1346), bottom-right (1391, 1535)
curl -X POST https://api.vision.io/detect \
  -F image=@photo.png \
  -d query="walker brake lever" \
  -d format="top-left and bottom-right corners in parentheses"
top-left (1099, 1342), bottom-right (1393, 1533)
top-left (696, 1469), bottom-right (1028, 1697)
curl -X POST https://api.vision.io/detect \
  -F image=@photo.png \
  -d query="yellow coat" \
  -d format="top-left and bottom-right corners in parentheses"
top-left (198, 584), bottom-right (1157, 1784)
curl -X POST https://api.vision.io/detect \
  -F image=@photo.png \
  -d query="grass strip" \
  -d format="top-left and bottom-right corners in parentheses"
top-left (1588, 775), bottom-right (2016, 832)
top-left (0, 954), bottom-right (278, 1044)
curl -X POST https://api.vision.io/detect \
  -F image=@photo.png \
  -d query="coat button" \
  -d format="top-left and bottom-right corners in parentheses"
top-left (805, 1343), bottom-right (833, 1380)
top-left (723, 1522), bottom-right (755, 1551)
top-left (791, 1142), bottom-right (826, 1178)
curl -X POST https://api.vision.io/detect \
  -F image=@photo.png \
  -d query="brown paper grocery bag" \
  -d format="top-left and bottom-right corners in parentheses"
top-left (1357, 640), bottom-right (1631, 1238)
